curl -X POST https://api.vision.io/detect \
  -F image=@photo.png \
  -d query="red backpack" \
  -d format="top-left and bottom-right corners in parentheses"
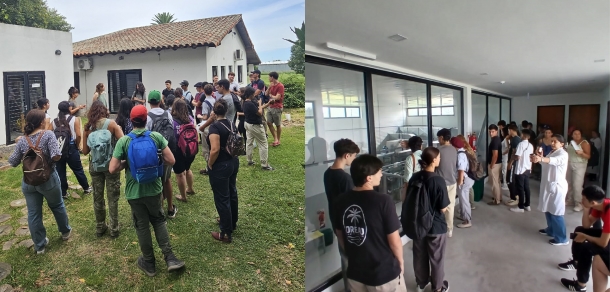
top-left (176, 122), bottom-right (199, 157)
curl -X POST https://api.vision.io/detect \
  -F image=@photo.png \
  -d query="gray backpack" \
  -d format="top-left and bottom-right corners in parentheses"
top-left (87, 119), bottom-right (113, 172)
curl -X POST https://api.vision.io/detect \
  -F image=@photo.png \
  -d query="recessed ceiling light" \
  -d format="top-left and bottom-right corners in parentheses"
top-left (594, 59), bottom-right (605, 63)
top-left (500, 81), bottom-right (506, 84)
top-left (388, 34), bottom-right (407, 42)
top-left (480, 73), bottom-right (488, 76)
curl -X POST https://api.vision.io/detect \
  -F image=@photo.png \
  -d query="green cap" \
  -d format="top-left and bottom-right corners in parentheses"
top-left (148, 90), bottom-right (161, 103)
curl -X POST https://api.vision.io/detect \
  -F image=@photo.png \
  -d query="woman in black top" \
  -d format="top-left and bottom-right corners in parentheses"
top-left (241, 86), bottom-right (273, 170)
top-left (405, 147), bottom-right (450, 292)
top-left (236, 87), bottom-right (247, 144)
top-left (207, 98), bottom-right (239, 243)
top-left (115, 97), bottom-right (133, 135)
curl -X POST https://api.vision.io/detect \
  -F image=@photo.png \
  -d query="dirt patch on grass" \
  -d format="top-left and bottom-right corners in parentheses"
top-left (267, 245), bottom-right (303, 291)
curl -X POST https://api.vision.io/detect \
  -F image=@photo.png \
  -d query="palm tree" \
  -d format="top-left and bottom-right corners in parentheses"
top-left (151, 12), bottom-right (177, 25)
top-left (283, 22), bottom-right (305, 51)
top-left (346, 208), bottom-right (362, 224)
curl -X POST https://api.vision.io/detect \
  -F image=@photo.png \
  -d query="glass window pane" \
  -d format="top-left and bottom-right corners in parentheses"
top-left (501, 99), bottom-right (511, 122)
top-left (441, 106), bottom-right (454, 115)
top-left (407, 108), bottom-right (418, 116)
top-left (431, 96), bottom-right (441, 107)
top-left (471, 92), bottom-right (488, 176)
top-left (305, 102), bottom-right (314, 117)
top-left (327, 93), bottom-right (345, 105)
top-left (407, 97), bottom-right (418, 107)
top-left (418, 108), bottom-right (427, 116)
top-left (305, 63), bottom-right (369, 291)
top-left (417, 96), bottom-right (427, 107)
top-left (431, 85), bottom-right (462, 148)
top-left (329, 107), bottom-right (345, 118)
top-left (431, 107), bottom-right (441, 116)
top-left (346, 107), bottom-right (360, 117)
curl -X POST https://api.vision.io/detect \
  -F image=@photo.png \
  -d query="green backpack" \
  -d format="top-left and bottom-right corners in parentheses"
top-left (87, 119), bottom-right (113, 172)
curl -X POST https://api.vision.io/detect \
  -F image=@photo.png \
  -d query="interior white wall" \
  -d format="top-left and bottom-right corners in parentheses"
top-left (0, 23), bottom-right (73, 145)
top-left (205, 29), bottom-right (249, 84)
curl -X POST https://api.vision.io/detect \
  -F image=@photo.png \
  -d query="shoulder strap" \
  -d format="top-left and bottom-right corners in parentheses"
top-left (101, 118), bottom-right (111, 130)
top-left (34, 131), bottom-right (44, 148)
top-left (204, 100), bottom-right (213, 111)
top-left (25, 135), bottom-right (35, 149)
top-left (411, 154), bottom-right (416, 172)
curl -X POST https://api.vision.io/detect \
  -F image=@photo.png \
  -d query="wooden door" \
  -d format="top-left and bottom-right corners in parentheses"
top-left (537, 105), bottom-right (565, 136)
top-left (603, 101), bottom-right (609, 191)
top-left (568, 104), bottom-right (600, 140)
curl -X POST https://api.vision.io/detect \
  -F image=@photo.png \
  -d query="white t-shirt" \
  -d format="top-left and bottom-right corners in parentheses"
top-left (514, 140), bottom-right (533, 175)
top-left (230, 81), bottom-right (240, 92)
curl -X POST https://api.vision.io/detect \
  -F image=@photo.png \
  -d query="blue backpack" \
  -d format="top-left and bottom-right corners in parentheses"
top-left (126, 131), bottom-right (163, 184)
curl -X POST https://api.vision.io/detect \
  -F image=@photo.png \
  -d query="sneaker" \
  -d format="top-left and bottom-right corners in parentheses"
top-left (62, 229), bottom-right (72, 241)
top-left (164, 253), bottom-right (185, 272)
top-left (560, 278), bottom-right (586, 291)
top-left (487, 199), bottom-right (501, 205)
top-left (505, 199), bottom-right (518, 206)
top-left (456, 222), bottom-right (472, 228)
top-left (471, 205), bottom-right (476, 210)
top-left (137, 256), bottom-right (157, 277)
top-left (84, 187), bottom-right (93, 194)
top-left (440, 280), bottom-right (450, 292)
top-left (510, 207), bottom-right (524, 213)
top-left (109, 231), bottom-right (120, 239)
top-left (549, 239), bottom-right (569, 246)
top-left (447, 230), bottom-right (453, 238)
top-left (525, 206), bottom-right (531, 211)
top-left (558, 259), bottom-right (577, 271)
top-left (416, 282), bottom-right (430, 292)
top-left (167, 205), bottom-right (177, 219)
top-left (502, 184), bottom-right (509, 190)
top-left (96, 225), bottom-right (108, 237)
top-left (573, 204), bottom-right (583, 212)
top-left (262, 166), bottom-right (274, 171)
top-left (36, 237), bottom-right (49, 255)
top-left (247, 161), bottom-right (255, 166)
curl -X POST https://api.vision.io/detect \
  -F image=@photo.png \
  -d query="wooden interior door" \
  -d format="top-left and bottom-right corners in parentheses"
top-left (537, 105), bottom-right (565, 136)
top-left (568, 104), bottom-right (600, 140)
top-left (603, 101), bottom-right (609, 191)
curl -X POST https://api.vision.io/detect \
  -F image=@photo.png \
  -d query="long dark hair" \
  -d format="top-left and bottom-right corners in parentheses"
top-left (171, 99), bottom-right (191, 125)
top-left (242, 86), bottom-right (255, 100)
top-left (85, 101), bottom-right (109, 131)
top-left (135, 82), bottom-right (145, 95)
top-left (419, 147), bottom-right (440, 169)
top-left (24, 110), bottom-right (46, 135)
top-left (36, 98), bottom-right (49, 110)
top-left (174, 88), bottom-right (184, 98)
top-left (116, 97), bottom-right (133, 131)
top-left (57, 101), bottom-right (71, 125)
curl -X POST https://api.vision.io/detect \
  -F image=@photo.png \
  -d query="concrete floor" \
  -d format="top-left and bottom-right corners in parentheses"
top-left (401, 179), bottom-right (609, 292)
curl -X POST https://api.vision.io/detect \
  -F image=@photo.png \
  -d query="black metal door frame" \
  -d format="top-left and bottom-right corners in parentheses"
top-left (107, 69), bottom-right (142, 113)
top-left (3, 71), bottom-right (46, 144)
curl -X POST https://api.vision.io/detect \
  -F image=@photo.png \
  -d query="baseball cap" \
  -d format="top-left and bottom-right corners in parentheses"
top-left (194, 82), bottom-right (203, 88)
top-left (148, 90), bottom-right (161, 103)
top-left (250, 69), bottom-right (261, 75)
top-left (130, 105), bottom-right (147, 122)
top-left (450, 137), bottom-right (464, 149)
top-left (180, 80), bottom-right (189, 86)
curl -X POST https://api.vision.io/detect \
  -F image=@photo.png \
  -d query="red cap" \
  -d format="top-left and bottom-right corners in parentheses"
top-left (130, 105), bottom-right (147, 122)
top-left (450, 136), bottom-right (464, 149)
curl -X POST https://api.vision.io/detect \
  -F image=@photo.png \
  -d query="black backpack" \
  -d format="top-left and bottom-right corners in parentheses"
top-left (53, 116), bottom-right (73, 158)
top-left (588, 141), bottom-right (599, 167)
top-left (148, 111), bottom-right (176, 151)
top-left (400, 174), bottom-right (435, 240)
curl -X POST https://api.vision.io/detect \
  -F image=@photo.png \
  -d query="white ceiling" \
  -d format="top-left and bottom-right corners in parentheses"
top-left (305, 0), bottom-right (610, 96)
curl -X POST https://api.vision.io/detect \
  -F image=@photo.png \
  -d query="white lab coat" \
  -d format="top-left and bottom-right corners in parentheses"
top-left (537, 148), bottom-right (569, 215)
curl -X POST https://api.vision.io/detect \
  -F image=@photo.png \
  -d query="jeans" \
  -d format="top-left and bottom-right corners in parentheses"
top-left (128, 194), bottom-right (173, 262)
top-left (457, 177), bottom-right (474, 221)
top-left (22, 170), bottom-right (71, 252)
top-left (515, 170), bottom-right (531, 209)
top-left (209, 158), bottom-right (239, 237)
top-left (90, 170), bottom-right (121, 235)
top-left (571, 226), bottom-right (610, 283)
top-left (544, 212), bottom-right (567, 243)
top-left (56, 143), bottom-right (90, 196)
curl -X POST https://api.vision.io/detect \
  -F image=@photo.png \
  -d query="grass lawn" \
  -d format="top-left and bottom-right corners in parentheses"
top-left (0, 108), bottom-right (305, 291)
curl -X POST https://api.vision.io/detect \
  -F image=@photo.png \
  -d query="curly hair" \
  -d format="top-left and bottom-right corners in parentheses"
top-left (135, 82), bottom-right (145, 95)
top-left (174, 87), bottom-right (184, 98)
top-left (171, 99), bottom-right (191, 125)
top-left (85, 101), bottom-right (109, 131)
top-left (68, 86), bottom-right (79, 99)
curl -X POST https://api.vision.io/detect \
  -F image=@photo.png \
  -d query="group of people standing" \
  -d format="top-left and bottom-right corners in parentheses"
top-left (8, 70), bottom-right (285, 277)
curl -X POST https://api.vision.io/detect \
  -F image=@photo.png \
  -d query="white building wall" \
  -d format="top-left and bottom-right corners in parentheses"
top-left (74, 48), bottom-right (208, 109)
top-left (205, 29), bottom-right (249, 85)
top-left (0, 23), bottom-right (73, 145)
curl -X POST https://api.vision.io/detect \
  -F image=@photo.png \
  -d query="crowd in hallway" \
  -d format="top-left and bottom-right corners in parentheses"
top-left (323, 119), bottom-right (608, 292)
top-left (7, 70), bottom-right (286, 277)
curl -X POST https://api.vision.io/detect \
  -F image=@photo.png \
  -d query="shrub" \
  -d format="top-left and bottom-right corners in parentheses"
top-left (278, 73), bottom-right (304, 108)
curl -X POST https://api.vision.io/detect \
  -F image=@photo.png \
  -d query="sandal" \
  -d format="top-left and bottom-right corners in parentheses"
top-left (174, 195), bottom-right (187, 203)
top-left (199, 169), bottom-right (208, 175)
top-left (186, 190), bottom-right (196, 196)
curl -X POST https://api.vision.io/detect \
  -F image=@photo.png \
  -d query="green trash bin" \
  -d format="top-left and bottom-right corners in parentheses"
top-left (473, 179), bottom-right (484, 202)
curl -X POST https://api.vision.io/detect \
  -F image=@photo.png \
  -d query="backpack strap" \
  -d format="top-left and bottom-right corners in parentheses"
top-left (101, 118), bottom-right (111, 131)
top-left (204, 100), bottom-right (213, 113)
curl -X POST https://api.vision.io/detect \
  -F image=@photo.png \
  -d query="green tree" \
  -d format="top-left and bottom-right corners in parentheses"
top-left (284, 22), bottom-right (305, 75)
top-left (0, 0), bottom-right (73, 32)
top-left (151, 12), bottom-right (177, 25)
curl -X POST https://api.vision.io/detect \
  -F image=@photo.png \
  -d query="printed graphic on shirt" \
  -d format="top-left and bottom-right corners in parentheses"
top-left (343, 204), bottom-right (367, 246)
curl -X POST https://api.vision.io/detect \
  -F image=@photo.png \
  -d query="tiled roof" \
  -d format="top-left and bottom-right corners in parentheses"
top-left (73, 14), bottom-right (260, 64)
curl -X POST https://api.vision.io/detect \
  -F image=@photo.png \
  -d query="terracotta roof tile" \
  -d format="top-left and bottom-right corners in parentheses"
top-left (73, 14), bottom-right (260, 64)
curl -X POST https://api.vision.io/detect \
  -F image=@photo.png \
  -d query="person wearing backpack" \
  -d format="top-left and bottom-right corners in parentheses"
top-left (179, 80), bottom-right (195, 117)
top-left (8, 109), bottom-right (72, 254)
top-left (171, 99), bottom-right (197, 202)
top-left (197, 84), bottom-right (216, 175)
top-left (333, 154), bottom-right (405, 292)
top-left (402, 136), bottom-right (423, 201)
top-left (401, 147), bottom-right (450, 292)
top-left (450, 137), bottom-right (474, 229)
top-left (146, 90), bottom-right (178, 218)
top-left (206, 98), bottom-right (240, 243)
top-left (109, 104), bottom-right (185, 276)
top-left (82, 101), bottom-right (124, 238)
top-left (508, 129), bottom-right (534, 213)
top-left (53, 101), bottom-right (92, 199)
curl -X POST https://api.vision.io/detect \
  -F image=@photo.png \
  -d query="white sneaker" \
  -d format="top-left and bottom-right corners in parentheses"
top-left (502, 184), bottom-right (509, 190)
top-left (525, 206), bottom-right (531, 211)
top-left (574, 204), bottom-right (583, 212)
top-left (36, 237), bottom-right (49, 254)
top-left (448, 230), bottom-right (453, 238)
top-left (510, 207), bottom-right (524, 213)
top-left (417, 282), bottom-right (431, 292)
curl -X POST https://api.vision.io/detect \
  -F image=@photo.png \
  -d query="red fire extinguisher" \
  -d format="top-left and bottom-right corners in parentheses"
top-left (469, 133), bottom-right (477, 151)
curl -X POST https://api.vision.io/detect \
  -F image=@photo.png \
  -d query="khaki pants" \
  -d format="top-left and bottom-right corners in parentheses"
top-left (488, 164), bottom-right (502, 202)
top-left (566, 162), bottom-right (587, 205)
top-left (444, 183), bottom-right (457, 233)
top-left (245, 122), bottom-right (269, 167)
top-left (348, 275), bottom-right (407, 292)
top-left (200, 127), bottom-right (210, 164)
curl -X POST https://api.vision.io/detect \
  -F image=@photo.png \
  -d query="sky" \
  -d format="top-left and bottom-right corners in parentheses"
top-left (45, 0), bottom-right (304, 62)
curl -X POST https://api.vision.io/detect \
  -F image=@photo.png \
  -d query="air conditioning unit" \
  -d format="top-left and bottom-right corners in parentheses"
top-left (234, 49), bottom-right (243, 61)
top-left (76, 58), bottom-right (93, 70)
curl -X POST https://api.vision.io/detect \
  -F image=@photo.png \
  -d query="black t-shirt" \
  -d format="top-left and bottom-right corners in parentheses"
top-left (408, 171), bottom-right (450, 234)
top-left (334, 190), bottom-right (402, 286)
top-left (488, 136), bottom-right (502, 165)
top-left (207, 119), bottom-right (233, 163)
top-left (250, 79), bottom-right (266, 98)
top-left (243, 100), bottom-right (262, 125)
top-left (509, 136), bottom-right (522, 162)
top-left (323, 168), bottom-right (354, 227)
top-left (162, 88), bottom-right (173, 98)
